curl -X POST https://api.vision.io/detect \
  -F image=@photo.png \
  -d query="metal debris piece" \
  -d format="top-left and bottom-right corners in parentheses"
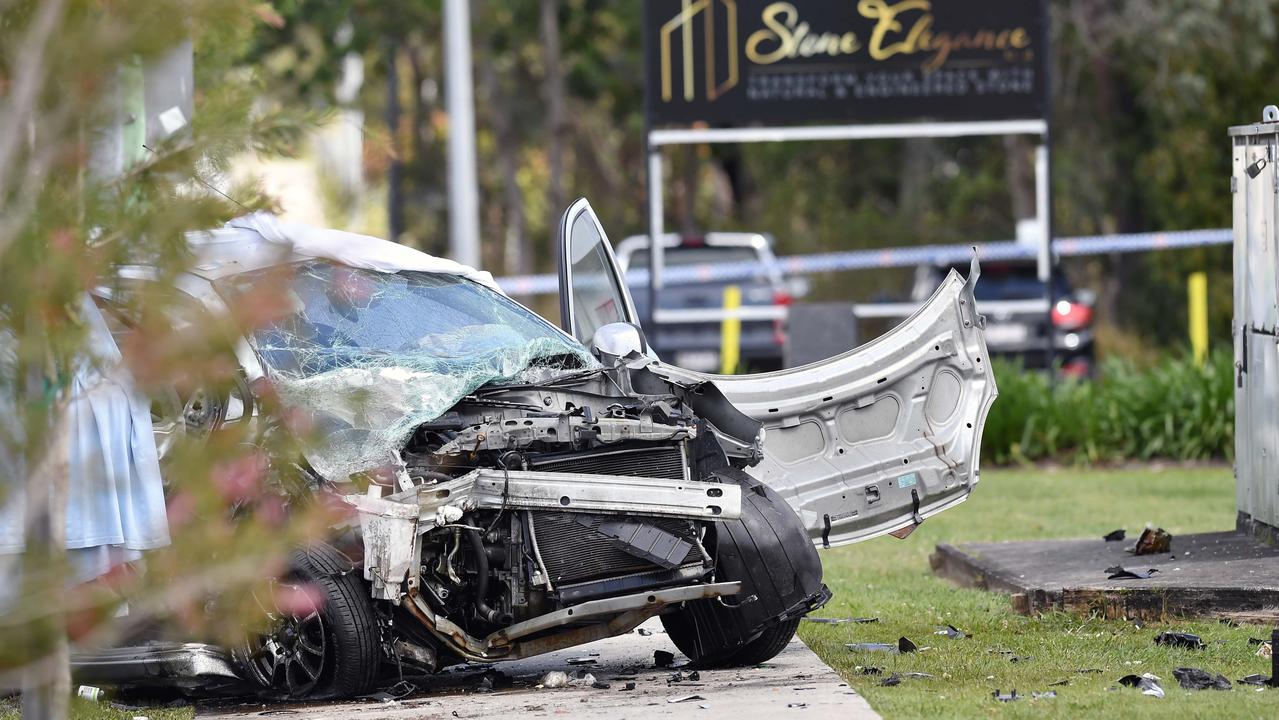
top-left (1131, 527), bottom-right (1172, 555)
top-left (904, 673), bottom-right (935, 680)
top-left (1118, 674), bottom-right (1165, 698)
top-left (934, 624), bottom-right (967, 640)
top-left (1154, 632), bottom-right (1206, 650)
top-left (654, 650), bottom-right (675, 667)
top-left (1106, 565), bottom-right (1159, 580)
top-left (1103, 529), bottom-right (1126, 542)
top-left (880, 673), bottom-right (902, 687)
top-left (803, 616), bottom-right (879, 625)
top-left (1238, 674), bottom-right (1271, 686)
top-left (897, 636), bottom-right (918, 653)
top-left (621, 682), bottom-right (636, 691)
top-left (991, 689), bottom-right (1020, 702)
top-left (688, 670), bottom-right (701, 681)
top-left (636, 628), bottom-right (653, 636)
top-left (846, 643), bottom-right (897, 653)
top-left (1172, 667), bottom-right (1232, 691)
top-left (568, 657), bottom-right (598, 665)
top-left (667, 694), bottom-right (705, 703)
top-left (539, 671), bottom-right (570, 689)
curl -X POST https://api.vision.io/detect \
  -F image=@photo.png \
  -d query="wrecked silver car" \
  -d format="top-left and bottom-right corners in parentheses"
top-left (74, 199), bottom-right (996, 699)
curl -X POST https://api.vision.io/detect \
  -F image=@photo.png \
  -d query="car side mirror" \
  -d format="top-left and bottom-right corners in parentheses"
top-left (591, 322), bottom-right (648, 365)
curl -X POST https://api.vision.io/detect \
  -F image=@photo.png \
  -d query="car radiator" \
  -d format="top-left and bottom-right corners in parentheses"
top-left (528, 445), bottom-right (687, 481)
top-left (531, 512), bottom-right (702, 586)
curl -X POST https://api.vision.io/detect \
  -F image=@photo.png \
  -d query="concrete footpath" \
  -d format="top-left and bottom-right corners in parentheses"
top-left (199, 618), bottom-right (879, 719)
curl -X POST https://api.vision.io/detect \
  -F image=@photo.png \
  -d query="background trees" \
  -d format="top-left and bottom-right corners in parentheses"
top-left (249, 0), bottom-right (1279, 350)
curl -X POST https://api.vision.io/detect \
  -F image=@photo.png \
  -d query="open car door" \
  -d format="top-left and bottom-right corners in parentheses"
top-left (556, 199), bottom-right (997, 549)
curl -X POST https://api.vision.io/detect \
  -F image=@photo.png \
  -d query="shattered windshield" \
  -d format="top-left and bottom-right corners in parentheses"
top-left (215, 261), bottom-right (597, 481)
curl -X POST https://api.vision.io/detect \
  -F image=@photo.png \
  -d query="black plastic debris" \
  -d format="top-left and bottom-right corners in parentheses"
top-left (935, 624), bottom-right (967, 640)
top-left (1076, 668), bottom-right (1104, 674)
top-left (803, 616), bottom-right (879, 625)
top-left (849, 644), bottom-right (900, 654)
top-left (1104, 529), bottom-right (1127, 542)
top-left (592, 680), bottom-right (611, 690)
top-left (1008, 655), bottom-right (1032, 663)
top-left (881, 673), bottom-right (902, 687)
top-left (1248, 637), bottom-right (1269, 646)
top-left (687, 670), bottom-right (701, 681)
top-left (637, 628), bottom-right (653, 636)
top-left (1132, 527), bottom-right (1172, 555)
top-left (1106, 565), bottom-right (1159, 580)
top-left (1238, 674), bottom-right (1271, 686)
top-left (1172, 667), bottom-right (1232, 691)
top-left (1154, 632), bottom-right (1206, 650)
top-left (991, 689), bottom-right (1020, 702)
top-left (1049, 679), bottom-right (1070, 687)
top-left (654, 650), bottom-right (675, 667)
top-left (1118, 674), bottom-right (1165, 698)
top-left (476, 669), bottom-right (512, 693)
top-left (621, 682), bottom-right (636, 691)
top-left (856, 666), bottom-right (884, 676)
top-left (898, 636), bottom-right (918, 654)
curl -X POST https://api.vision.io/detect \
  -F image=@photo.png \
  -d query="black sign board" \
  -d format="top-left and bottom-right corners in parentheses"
top-left (644, 0), bottom-right (1048, 126)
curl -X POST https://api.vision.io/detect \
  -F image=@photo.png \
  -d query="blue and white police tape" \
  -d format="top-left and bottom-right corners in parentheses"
top-left (496, 228), bottom-right (1232, 296)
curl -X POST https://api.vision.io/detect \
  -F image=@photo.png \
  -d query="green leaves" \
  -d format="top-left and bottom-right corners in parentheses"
top-left (984, 351), bottom-right (1235, 465)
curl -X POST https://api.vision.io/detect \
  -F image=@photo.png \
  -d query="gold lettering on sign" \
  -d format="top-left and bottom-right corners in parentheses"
top-left (746, 2), bottom-right (862, 65)
top-left (858, 0), bottom-right (1032, 71)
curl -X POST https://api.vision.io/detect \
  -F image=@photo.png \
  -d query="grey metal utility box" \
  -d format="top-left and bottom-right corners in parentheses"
top-left (1231, 105), bottom-right (1279, 542)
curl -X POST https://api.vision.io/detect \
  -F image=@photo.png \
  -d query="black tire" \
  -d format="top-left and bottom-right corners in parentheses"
top-left (661, 468), bottom-right (829, 668)
top-left (237, 543), bottom-right (381, 699)
top-left (663, 611), bottom-right (800, 668)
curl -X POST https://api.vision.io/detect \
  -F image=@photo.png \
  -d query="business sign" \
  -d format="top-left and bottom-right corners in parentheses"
top-left (644, 0), bottom-right (1048, 126)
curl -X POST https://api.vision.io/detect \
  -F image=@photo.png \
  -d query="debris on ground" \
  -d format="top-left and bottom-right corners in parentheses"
top-left (1118, 673), bottom-right (1165, 698)
top-left (1008, 655), bottom-right (1033, 663)
top-left (846, 643), bottom-right (898, 653)
top-left (881, 673), bottom-right (902, 687)
top-left (1049, 679), bottom-right (1070, 686)
top-left (1031, 691), bottom-right (1058, 699)
top-left (991, 689), bottom-right (1020, 702)
top-left (654, 650), bottom-right (675, 667)
top-left (855, 666), bottom-right (883, 675)
top-left (803, 616), bottom-right (879, 625)
top-left (667, 694), bottom-right (705, 703)
top-left (1238, 674), bottom-right (1271, 686)
top-left (621, 682), bottom-right (636, 691)
top-left (1076, 668), bottom-right (1104, 674)
top-left (539, 671), bottom-right (570, 689)
top-left (1106, 565), bottom-right (1159, 580)
top-left (636, 628), bottom-right (653, 636)
top-left (1252, 639), bottom-right (1273, 658)
top-left (476, 669), bottom-right (512, 693)
top-left (567, 657), bottom-right (598, 665)
top-left (935, 624), bottom-right (967, 639)
top-left (1104, 529), bottom-right (1127, 542)
top-left (1154, 632), bottom-right (1206, 650)
top-left (1131, 527), bottom-right (1172, 555)
top-left (898, 636), bottom-right (919, 653)
top-left (1173, 667), bottom-right (1232, 691)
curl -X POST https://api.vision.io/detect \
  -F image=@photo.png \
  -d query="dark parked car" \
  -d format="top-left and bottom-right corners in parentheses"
top-left (69, 201), bottom-right (996, 699)
top-left (614, 233), bottom-right (791, 373)
top-left (911, 261), bottom-right (1096, 378)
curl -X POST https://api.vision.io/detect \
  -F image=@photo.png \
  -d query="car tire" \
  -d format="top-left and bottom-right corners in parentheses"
top-left (660, 467), bottom-right (829, 668)
top-left (236, 543), bottom-right (381, 699)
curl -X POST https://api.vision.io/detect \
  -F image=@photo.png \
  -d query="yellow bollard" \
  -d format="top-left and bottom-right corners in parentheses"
top-left (720, 285), bottom-right (742, 375)
top-left (1189, 272), bottom-right (1208, 366)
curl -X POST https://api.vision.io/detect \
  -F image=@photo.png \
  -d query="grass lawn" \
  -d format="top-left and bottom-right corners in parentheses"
top-left (799, 465), bottom-right (1276, 719)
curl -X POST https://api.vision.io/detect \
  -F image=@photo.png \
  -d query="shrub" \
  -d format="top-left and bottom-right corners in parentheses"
top-left (983, 350), bottom-right (1235, 465)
